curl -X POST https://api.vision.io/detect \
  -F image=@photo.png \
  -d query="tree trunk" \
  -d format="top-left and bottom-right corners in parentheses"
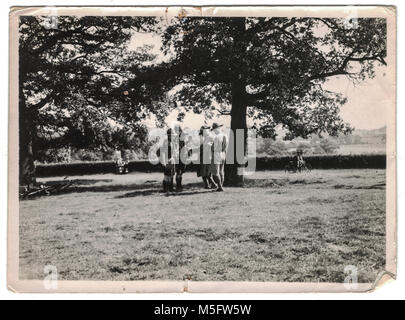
top-left (224, 78), bottom-right (248, 187)
top-left (19, 86), bottom-right (36, 186)
top-left (224, 17), bottom-right (248, 187)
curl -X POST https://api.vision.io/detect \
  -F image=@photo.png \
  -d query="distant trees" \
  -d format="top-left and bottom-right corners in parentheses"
top-left (334, 134), bottom-right (363, 145)
top-left (257, 136), bottom-right (340, 156)
top-left (257, 140), bottom-right (288, 156)
top-left (319, 139), bottom-right (340, 154)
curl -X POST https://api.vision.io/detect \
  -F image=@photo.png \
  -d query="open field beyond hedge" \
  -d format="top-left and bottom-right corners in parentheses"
top-left (20, 169), bottom-right (386, 283)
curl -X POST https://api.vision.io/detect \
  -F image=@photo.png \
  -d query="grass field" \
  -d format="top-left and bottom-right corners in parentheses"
top-left (19, 169), bottom-right (386, 283)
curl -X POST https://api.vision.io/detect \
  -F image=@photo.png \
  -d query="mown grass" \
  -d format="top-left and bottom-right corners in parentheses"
top-left (19, 169), bottom-right (386, 283)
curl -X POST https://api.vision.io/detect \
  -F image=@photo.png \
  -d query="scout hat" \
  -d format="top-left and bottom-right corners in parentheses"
top-left (211, 123), bottom-right (223, 130)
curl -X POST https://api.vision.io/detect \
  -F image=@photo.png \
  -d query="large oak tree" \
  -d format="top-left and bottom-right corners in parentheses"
top-left (158, 17), bottom-right (387, 185)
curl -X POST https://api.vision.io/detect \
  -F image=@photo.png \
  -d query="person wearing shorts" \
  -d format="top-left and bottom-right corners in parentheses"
top-left (198, 126), bottom-right (217, 189)
top-left (210, 123), bottom-right (227, 192)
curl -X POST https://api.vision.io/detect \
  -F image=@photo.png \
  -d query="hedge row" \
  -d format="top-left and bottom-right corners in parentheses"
top-left (36, 154), bottom-right (386, 177)
top-left (36, 161), bottom-right (161, 177)
top-left (255, 154), bottom-right (386, 171)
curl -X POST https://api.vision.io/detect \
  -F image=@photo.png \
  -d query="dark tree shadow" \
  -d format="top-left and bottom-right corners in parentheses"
top-left (115, 189), bottom-right (162, 198)
top-left (115, 183), bottom-right (212, 199)
top-left (29, 175), bottom-right (291, 199)
top-left (29, 178), bottom-right (161, 196)
top-left (26, 176), bottom-right (300, 201)
top-left (164, 189), bottom-right (214, 197)
top-left (25, 177), bottom-right (211, 199)
top-left (43, 179), bottom-right (114, 186)
top-left (72, 182), bottom-right (161, 193)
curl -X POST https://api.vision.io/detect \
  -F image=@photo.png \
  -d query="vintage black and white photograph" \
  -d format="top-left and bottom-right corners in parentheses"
top-left (8, 6), bottom-right (396, 293)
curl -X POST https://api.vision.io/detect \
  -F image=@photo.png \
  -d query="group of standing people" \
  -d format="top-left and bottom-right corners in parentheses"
top-left (161, 123), bottom-right (228, 193)
top-left (197, 123), bottom-right (228, 192)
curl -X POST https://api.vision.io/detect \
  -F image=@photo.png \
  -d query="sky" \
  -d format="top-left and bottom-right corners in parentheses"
top-left (129, 28), bottom-right (389, 131)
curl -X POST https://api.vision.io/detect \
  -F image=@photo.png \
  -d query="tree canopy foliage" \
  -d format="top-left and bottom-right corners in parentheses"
top-left (159, 17), bottom-right (386, 139)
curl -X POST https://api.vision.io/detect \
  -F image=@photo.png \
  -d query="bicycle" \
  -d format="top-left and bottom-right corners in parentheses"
top-left (284, 161), bottom-right (312, 173)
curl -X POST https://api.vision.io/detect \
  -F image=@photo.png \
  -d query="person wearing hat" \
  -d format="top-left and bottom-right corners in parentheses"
top-left (211, 122), bottom-right (227, 192)
top-left (113, 145), bottom-right (122, 163)
top-left (160, 124), bottom-right (189, 192)
top-left (198, 126), bottom-right (217, 189)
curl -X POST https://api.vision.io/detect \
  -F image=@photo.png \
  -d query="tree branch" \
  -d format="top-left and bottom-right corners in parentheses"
top-left (315, 18), bottom-right (341, 30)
top-left (275, 26), bottom-right (329, 66)
top-left (216, 110), bottom-right (231, 116)
top-left (30, 94), bottom-right (53, 110)
top-left (308, 51), bottom-right (386, 82)
top-left (348, 54), bottom-right (387, 66)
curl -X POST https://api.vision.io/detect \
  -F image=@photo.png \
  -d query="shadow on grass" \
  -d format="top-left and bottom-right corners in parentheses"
top-left (45, 179), bottom-right (114, 186)
top-left (59, 179), bottom-right (162, 194)
top-left (30, 178), bottom-right (211, 198)
top-left (244, 178), bottom-right (289, 188)
top-left (116, 184), bottom-right (212, 198)
top-left (26, 175), bottom-right (332, 200)
top-left (21, 179), bottom-right (160, 200)
top-left (167, 189), bottom-right (214, 197)
top-left (333, 183), bottom-right (386, 190)
top-left (115, 188), bottom-right (161, 198)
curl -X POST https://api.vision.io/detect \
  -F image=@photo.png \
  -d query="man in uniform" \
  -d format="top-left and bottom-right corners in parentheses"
top-left (173, 124), bottom-right (188, 191)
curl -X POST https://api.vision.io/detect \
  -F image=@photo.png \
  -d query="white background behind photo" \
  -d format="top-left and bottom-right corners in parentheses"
top-left (0, 0), bottom-right (403, 300)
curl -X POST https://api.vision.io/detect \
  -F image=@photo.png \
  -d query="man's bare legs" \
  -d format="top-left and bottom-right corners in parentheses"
top-left (219, 163), bottom-right (225, 188)
top-left (212, 171), bottom-right (224, 192)
top-left (208, 175), bottom-right (217, 189)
